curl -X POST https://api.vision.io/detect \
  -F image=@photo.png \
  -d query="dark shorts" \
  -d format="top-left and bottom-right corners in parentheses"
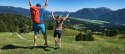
top-left (54, 30), bottom-right (62, 38)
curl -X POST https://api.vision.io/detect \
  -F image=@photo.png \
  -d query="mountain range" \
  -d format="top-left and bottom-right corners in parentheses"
top-left (70, 7), bottom-right (112, 19)
top-left (0, 6), bottom-right (125, 24)
top-left (98, 8), bottom-right (125, 24)
top-left (0, 6), bottom-right (30, 16)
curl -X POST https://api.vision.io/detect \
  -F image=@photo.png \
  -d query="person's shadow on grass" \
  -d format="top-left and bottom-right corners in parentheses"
top-left (0, 44), bottom-right (53, 51)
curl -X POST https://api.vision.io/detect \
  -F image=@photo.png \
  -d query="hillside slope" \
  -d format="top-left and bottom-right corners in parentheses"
top-left (98, 8), bottom-right (125, 24)
top-left (70, 7), bottom-right (112, 19)
top-left (0, 29), bottom-right (124, 54)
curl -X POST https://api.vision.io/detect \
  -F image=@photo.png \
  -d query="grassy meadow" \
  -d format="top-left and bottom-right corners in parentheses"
top-left (0, 29), bottom-right (125, 54)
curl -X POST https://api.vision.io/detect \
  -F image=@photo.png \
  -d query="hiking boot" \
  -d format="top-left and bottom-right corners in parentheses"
top-left (44, 43), bottom-right (48, 47)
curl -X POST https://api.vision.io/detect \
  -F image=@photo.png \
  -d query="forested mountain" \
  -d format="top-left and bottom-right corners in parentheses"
top-left (70, 7), bottom-right (125, 24)
top-left (0, 6), bottom-right (30, 16)
top-left (0, 6), bottom-right (125, 24)
top-left (98, 8), bottom-right (125, 24)
top-left (70, 7), bottom-right (112, 19)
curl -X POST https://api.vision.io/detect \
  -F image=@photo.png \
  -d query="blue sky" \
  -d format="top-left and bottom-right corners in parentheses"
top-left (0, 0), bottom-right (125, 12)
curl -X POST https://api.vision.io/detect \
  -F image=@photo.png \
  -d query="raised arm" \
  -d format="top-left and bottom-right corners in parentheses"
top-left (43, 0), bottom-right (48, 10)
top-left (51, 11), bottom-right (56, 20)
top-left (29, 0), bottom-right (32, 7)
top-left (63, 12), bottom-right (70, 21)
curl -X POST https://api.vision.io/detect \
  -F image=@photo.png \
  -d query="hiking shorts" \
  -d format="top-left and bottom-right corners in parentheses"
top-left (33, 23), bottom-right (46, 35)
top-left (54, 30), bottom-right (62, 38)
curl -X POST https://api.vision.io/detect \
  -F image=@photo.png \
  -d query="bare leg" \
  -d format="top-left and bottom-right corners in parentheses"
top-left (58, 38), bottom-right (61, 48)
top-left (34, 35), bottom-right (37, 47)
top-left (43, 35), bottom-right (48, 46)
top-left (54, 37), bottom-right (58, 46)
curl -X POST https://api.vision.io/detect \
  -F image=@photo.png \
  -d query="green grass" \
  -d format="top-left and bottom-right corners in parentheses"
top-left (0, 29), bottom-right (125, 54)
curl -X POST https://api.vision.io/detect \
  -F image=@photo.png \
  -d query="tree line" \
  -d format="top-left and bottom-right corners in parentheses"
top-left (0, 13), bottom-right (32, 33)
top-left (0, 13), bottom-right (125, 37)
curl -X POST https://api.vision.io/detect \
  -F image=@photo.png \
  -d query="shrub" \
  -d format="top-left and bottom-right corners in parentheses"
top-left (102, 29), bottom-right (118, 37)
top-left (75, 32), bottom-right (94, 41)
top-left (76, 33), bottom-right (83, 41)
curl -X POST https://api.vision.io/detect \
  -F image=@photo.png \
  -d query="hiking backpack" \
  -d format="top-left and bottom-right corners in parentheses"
top-left (30, 6), bottom-right (41, 24)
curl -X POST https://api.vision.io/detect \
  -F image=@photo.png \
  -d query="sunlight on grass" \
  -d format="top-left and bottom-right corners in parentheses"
top-left (0, 29), bottom-right (125, 54)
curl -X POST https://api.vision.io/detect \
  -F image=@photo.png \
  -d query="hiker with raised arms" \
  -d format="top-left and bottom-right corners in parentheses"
top-left (29, 0), bottom-right (48, 47)
top-left (51, 11), bottom-right (70, 48)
